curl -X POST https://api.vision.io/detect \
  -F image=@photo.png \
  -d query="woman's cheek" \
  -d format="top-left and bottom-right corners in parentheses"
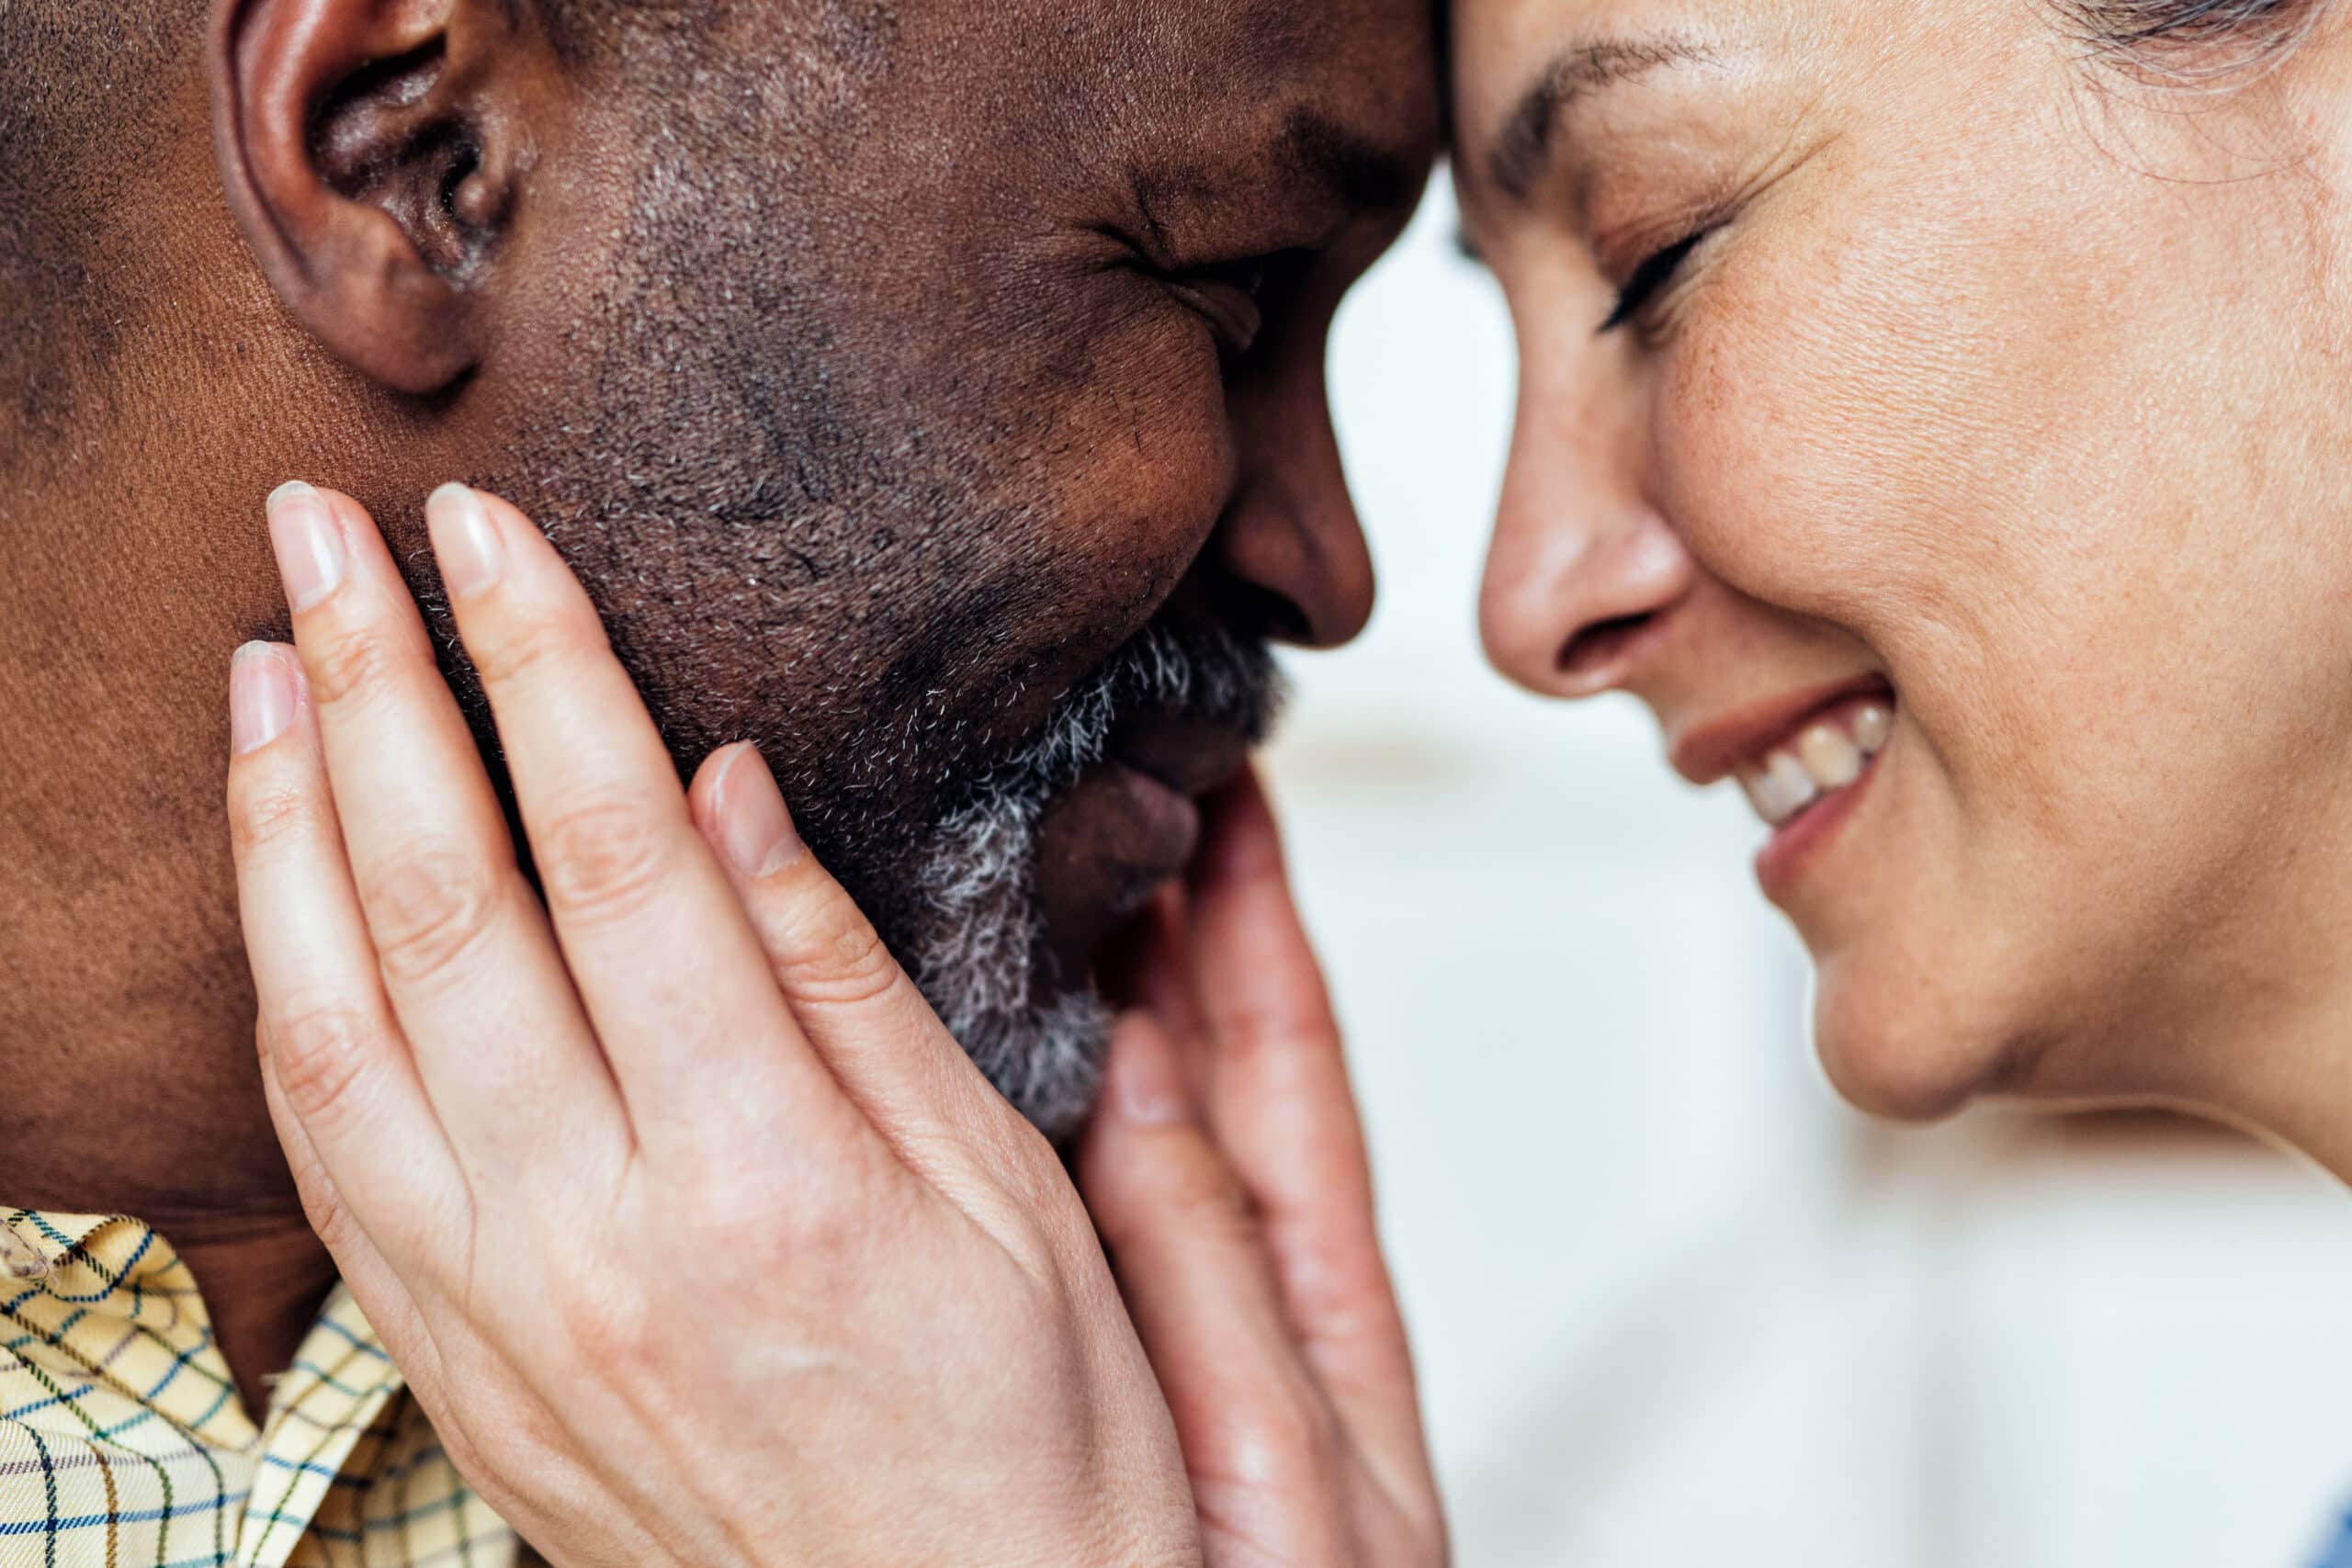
top-left (1660, 255), bottom-right (1951, 598)
top-left (1654, 193), bottom-right (2132, 709)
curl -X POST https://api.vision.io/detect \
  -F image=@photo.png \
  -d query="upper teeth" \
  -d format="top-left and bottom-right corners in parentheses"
top-left (1738, 703), bottom-right (1891, 828)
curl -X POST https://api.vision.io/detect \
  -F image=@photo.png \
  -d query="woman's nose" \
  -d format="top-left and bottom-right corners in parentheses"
top-left (1211, 357), bottom-right (1375, 649)
top-left (1479, 410), bottom-right (1697, 698)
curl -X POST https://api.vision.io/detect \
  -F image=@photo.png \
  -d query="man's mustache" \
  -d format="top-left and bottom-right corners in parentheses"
top-left (992, 612), bottom-right (1287, 806)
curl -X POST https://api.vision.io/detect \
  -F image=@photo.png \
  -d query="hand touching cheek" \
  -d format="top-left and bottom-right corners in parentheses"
top-left (227, 481), bottom-right (1198, 1568)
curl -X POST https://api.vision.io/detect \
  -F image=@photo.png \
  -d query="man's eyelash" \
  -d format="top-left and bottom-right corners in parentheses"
top-left (1599, 231), bottom-right (1706, 334)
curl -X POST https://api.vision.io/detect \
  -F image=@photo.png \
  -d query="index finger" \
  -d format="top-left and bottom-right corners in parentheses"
top-left (419, 484), bottom-right (869, 1163)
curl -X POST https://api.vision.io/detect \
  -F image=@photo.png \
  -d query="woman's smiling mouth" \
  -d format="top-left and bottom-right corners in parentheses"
top-left (1667, 676), bottom-right (1898, 900)
top-left (1735, 693), bottom-right (1893, 829)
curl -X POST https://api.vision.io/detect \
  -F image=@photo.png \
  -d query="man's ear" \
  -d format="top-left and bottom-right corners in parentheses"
top-left (209, 0), bottom-right (543, 395)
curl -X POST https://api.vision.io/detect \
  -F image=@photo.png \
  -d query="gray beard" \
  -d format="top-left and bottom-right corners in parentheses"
top-left (907, 617), bottom-right (1282, 1140)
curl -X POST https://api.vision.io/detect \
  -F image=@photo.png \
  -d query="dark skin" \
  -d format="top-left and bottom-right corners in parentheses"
top-left (0, 0), bottom-right (1436, 1418)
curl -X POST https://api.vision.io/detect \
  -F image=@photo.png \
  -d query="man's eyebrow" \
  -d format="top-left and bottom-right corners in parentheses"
top-left (1281, 108), bottom-right (1424, 221)
top-left (1487, 35), bottom-right (1714, 207)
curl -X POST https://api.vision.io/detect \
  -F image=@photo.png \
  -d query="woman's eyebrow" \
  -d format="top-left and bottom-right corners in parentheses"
top-left (1487, 34), bottom-right (1715, 205)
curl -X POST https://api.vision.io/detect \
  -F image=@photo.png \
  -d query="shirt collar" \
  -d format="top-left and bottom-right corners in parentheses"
top-left (3, 1209), bottom-right (514, 1567)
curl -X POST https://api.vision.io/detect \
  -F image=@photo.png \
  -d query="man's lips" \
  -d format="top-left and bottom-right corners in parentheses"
top-left (1029, 713), bottom-right (1252, 986)
top-left (1107, 712), bottom-right (1252, 799)
top-left (1088, 710), bottom-right (1253, 884)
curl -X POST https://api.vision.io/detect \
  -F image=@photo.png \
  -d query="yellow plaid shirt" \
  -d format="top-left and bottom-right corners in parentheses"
top-left (1, 1211), bottom-right (515, 1567)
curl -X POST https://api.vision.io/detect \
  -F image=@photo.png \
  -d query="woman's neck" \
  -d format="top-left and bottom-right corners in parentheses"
top-left (2128, 872), bottom-right (2352, 1189)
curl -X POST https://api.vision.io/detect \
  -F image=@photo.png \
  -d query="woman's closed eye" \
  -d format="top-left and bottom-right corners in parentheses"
top-left (1599, 229), bottom-right (1709, 334)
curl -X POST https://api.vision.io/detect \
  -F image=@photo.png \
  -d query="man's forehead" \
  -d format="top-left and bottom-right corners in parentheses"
top-left (752, 0), bottom-right (1438, 250)
top-left (1073, 0), bottom-right (1441, 195)
top-left (911, 0), bottom-right (1437, 129)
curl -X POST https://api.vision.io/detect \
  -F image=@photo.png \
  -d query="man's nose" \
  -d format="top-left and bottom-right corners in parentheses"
top-left (1479, 367), bottom-right (1695, 698)
top-left (1210, 364), bottom-right (1374, 649)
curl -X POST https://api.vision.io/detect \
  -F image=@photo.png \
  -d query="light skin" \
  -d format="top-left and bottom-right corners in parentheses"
top-left (225, 479), bottom-right (1444, 1564)
top-left (1453, 0), bottom-right (2352, 1177)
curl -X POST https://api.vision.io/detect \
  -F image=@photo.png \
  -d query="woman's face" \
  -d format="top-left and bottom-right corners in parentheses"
top-left (1455, 0), bottom-right (2352, 1119)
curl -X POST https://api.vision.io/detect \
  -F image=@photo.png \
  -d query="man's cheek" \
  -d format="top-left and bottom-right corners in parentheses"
top-left (1048, 326), bottom-right (1238, 598)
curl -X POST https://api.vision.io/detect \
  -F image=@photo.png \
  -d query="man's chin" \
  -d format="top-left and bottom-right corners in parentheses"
top-left (887, 611), bottom-right (1280, 1139)
top-left (892, 752), bottom-right (1128, 1141)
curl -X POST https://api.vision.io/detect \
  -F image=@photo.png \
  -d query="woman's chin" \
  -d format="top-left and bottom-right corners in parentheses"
top-left (1807, 948), bottom-right (2023, 1123)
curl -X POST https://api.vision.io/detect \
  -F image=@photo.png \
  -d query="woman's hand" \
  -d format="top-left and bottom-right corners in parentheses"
top-left (225, 480), bottom-right (1199, 1568)
top-left (1080, 776), bottom-right (1447, 1568)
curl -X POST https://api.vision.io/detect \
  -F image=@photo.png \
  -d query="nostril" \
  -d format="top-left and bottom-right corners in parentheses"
top-left (1558, 614), bottom-right (1653, 684)
top-left (1225, 580), bottom-right (1314, 647)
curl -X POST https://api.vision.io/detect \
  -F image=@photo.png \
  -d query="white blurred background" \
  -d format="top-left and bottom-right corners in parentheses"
top-left (1266, 171), bottom-right (2352, 1568)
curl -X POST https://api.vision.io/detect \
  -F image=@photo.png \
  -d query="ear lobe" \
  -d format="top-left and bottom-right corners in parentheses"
top-left (210, 0), bottom-right (533, 395)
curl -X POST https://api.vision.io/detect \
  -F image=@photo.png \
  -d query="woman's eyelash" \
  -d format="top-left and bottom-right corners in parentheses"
top-left (1600, 231), bottom-right (1707, 334)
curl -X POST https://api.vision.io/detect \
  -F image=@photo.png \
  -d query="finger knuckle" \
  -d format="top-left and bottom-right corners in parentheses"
top-left (989, 1126), bottom-right (1088, 1236)
top-left (302, 621), bottom-right (405, 712)
top-left (534, 796), bottom-right (671, 925)
top-left (465, 602), bottom-right (601, 692)
top-left (1163, 1143), bottom-right (1258, 1230)
top-left (1097, 1134), bottom-right (1261, 1250)
top-left (227, 769), bottom-right (320, 861)
top-left (1216, 995), bottom-right (1336, 1063)
top-left (707, 1150), bottom-right (883, 1277)
top-left (967, 1161), bottom-right (1092, 1287)
top-left (266, 1005), bottom-right (381, 1131)
top-left (1216, 1389), bottom-right (1339, 1489)
top-left (553, 1280), bottom-right (648, 1367)
top-left (361, 847), bottom-right (505, 987)
top-left (285, 1150), bottom-right (355, 1253)
top-left (777, 900), bottom-right (904, 1008)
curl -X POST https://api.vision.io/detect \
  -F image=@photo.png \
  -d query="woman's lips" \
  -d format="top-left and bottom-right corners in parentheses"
top-left (1735, 694), bottom-right (1893, 829)
top-left (1745, 694), bottom-right (1895, 903)
top-left (1669, 678), bottom-right (1898, 906)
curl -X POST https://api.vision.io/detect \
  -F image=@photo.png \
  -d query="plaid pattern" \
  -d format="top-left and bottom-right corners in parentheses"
top-left (2, 1211), bottom-right (515, 1567)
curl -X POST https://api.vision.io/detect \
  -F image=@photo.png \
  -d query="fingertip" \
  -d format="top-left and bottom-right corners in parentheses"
top-left (1102, 1010), bottom-right (1195, 1129)
top-left (686, 744), bottom-right (739, 831)
top-left (229, 641), bottom-right (307, 756)
top-left (266, 479), bottom-right (317, 513)
top-left (1193, 765), bottom-right (1286, 893)
top-left (697, 742), bottom-right (805, 883)
top-left (424, 482), bottom-right (509, 600)
top-left (1080, 1011), bottom-right (1202, 1224)
top-left (460, 485), bottom-right (545, 545)
top-left (305, 484), bottom-right (379, 537)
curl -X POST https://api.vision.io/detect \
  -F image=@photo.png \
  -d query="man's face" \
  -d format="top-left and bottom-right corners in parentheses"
top-left (432, 0), bottom-right (1437, 1134)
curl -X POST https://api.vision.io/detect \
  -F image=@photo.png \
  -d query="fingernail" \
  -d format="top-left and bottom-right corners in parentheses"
top-left (266, 480), bottom-right (345, 612)
top-left (1111, 1019), bottom-right (1192, 1126)
top-left (425, 483), bottom-right (503, 597)
top-left (716, 744), bottom-right (803, 879)
top-left (230, 642), bottom-right (298, 755)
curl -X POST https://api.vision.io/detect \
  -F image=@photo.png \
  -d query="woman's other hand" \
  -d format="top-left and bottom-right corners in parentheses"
top-left (1081, 774), bottom-right (1447, 1568)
